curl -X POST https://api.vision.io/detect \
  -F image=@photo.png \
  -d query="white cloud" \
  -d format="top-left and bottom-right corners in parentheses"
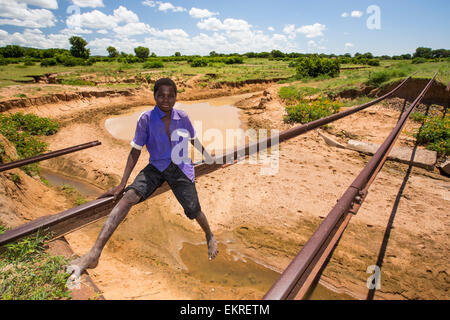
top-left (267, 26), bottom-right (274, 32)
top-left (197, 17), bottom-right (252, 36)
top-left (72, 0), bottom-right (104, 8)
top-left (197, 17), bottom-right (223, 31)
top-left (142, 1), bottom-right (185, 13)
top-left (66, 6), bottom-right (139, 30)
top-left (149, 28), bottom-right (189, 39)
top-left (296, 23), bottom-right (326, 38)
top-left (189, 7), bottom-right (218, 19)
top-left (0, 28), bottom-right (69, 49)
top-left (60, 26), bottom-right (93, 35)
top-left (351, 10), bottom-right (363, 18)
top-left (283, 23), bottom-right (326, 39)
top-left (97, 29), bottom-right (108, 34)
top-left (308, 40), bottom-right (317, 47)
top-left (341, 12), bottom-right (348, 18)
top-left (283, 24), bottom-right (296, 39)
top-left (345, 42), bottom-right (354, 48)
top-left (17, 0), bottom-right (58, 9)
top-left (0, 0), bottom-right (56, 28)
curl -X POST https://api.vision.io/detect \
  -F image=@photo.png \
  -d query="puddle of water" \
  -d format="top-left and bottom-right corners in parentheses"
top-left (104, 102), bottom-right (243, 153)
top-left (180, 242), bottom-right (280, 293)
top-left (40, 168), bottom-right (103, 197)
top-left (179, 242), bottom-right (356, 300)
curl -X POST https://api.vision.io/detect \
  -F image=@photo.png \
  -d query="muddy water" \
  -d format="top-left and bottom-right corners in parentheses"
top-left (180, 242), bottom-right (281, 292)
top-left (104, 102), bottom-right (243, 153)
top-left (40, 168), bottom-right (103, 197)
top-left (180, 242), bottom-right (356, 300)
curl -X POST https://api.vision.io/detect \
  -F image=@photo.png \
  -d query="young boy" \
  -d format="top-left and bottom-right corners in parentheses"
top-left (70, 78), bottom-right (218, 277)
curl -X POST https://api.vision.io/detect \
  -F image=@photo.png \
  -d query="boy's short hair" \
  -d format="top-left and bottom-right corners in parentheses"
top-left (154, 78), bottom-right (177, 97)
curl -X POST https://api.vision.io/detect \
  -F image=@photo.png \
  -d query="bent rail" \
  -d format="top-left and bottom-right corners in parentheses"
top-left (262, 72), bottom-right (437, 300)
top-left (0, 76), bottom-right (412, 247)
top-left (0, 141), bottom-right (102, 172)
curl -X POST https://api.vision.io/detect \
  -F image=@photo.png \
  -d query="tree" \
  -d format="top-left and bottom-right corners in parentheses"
top-left (0, 45), bottom-right (24, 58)
top-left (413, 47), bottom-right (432, 59)
top-left (134, 46), bottom-right (149, 60)
top-left (174, 52), bottom-right (181, 57)
top-left (431, 49), bottom-right (450, 58)
top-left (107, 46), bottom-right (119, 58)
top-left (69, 36), bottom-right (90, 59)
top-left (271, 50), bottom-right (285, 58)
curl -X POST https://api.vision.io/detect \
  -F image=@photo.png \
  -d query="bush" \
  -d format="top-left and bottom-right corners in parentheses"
top-left (0, 113), bottom-right (59, 174)
top-left (365, 69), bottom-right (407, 87)
top-left (411, 57), bottom-right (427, 64)
top-left (279, 86), bottom-right (321, 103)
top-left (414, 115), bottom-right (449, 155)
top-left (143, 60), bottom-right (164, 69)
top-left (191, 58), bottom-right (208, 67)
top-left (296, 56), bottom-right (340, 78)
top-left (284, 98), bottom-right (342, 124)
top-left (40, 58), bottom-right (57, 67)
top-left (367, 59), bottom-right (380, 66)
top-left (0, 229), bottom-right (71, 300)
top-left (410, 112), bottom-right (426, 123)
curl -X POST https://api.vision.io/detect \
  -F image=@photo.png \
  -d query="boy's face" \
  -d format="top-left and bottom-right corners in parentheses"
top-left (155, 84), bottom-right (176, 113)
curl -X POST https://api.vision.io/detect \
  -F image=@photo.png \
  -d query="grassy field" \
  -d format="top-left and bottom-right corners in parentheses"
top-left (1, 58), bottom-right (447, 99)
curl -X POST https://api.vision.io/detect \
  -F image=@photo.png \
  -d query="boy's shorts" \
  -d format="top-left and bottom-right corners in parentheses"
top-left (124, 162), bottom-right (201, 220)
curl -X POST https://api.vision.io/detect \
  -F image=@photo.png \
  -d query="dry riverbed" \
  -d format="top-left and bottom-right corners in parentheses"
top-left (1, 83), bottom-right (448, 300)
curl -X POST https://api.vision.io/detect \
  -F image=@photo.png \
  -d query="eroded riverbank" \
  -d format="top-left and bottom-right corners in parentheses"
top-left (2, 84), bottom-right (448, 300)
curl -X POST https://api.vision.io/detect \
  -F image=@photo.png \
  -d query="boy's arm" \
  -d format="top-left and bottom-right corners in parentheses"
top-left (98, 147), bottom-right (141, 200)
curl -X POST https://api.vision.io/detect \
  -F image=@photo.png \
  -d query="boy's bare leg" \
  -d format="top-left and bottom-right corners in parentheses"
top-left (69, 189), bottom-right (141, 278)
top-left (195, 211), bottom-right (219, 260)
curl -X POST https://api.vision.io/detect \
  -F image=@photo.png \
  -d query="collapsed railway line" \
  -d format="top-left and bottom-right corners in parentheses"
top-left (0, 73), bottom-right (443, 300)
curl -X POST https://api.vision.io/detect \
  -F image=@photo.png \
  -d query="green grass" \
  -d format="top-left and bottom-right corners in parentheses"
top-left (0, 226), bottom-right (71, 300)
top-left (413, 114), bottom-right (449, 156)
top-left (0, 112), bottom-right (59, 176)
top-left (284, 98), bottom-right (343, 124)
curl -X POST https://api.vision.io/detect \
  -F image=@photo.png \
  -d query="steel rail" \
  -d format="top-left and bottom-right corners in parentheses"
top-left (263, 72), bottom-right (437, 300)
top-left (0, 141), bottom-right (102, 172)
top-left (0, 76), bottom-right (413, 247)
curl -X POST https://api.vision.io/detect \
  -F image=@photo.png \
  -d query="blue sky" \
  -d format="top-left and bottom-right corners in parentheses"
top-left (0, 0), bottom-right (448, 56)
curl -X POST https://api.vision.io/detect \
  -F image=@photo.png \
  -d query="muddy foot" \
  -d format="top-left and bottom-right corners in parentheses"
top-left (67, 252), bottom-right (99, 280)
top-left (207, 235), bottom-right (219, 260)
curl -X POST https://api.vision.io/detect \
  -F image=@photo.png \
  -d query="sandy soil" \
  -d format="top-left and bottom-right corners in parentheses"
top-left (1, 83), bottom-right (448, 300)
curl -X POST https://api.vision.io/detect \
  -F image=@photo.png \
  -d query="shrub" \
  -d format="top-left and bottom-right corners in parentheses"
top-left (410, 112), bottom-right (426, 123)
top-left (40, 58), bottom-right (57, 67)
top-left (414, 115), bottom-right (449, 155)
top-left (0, 113), bottom-right (59, 174)
top-left (365, 69), bottom-right (407, 87)
top-left (411, 57), bottom-right (427, 64)
top-left (191, 58), bottom-right (208, 67)
top-left (279, 86), bottom-right (321, 103)
top-left (0, 229), bottom-right (71, 300)
top-left (284, 98), bottom-right (342, 124)
top-left (296, 56), bottom-right (340, 78)
top-left (143, 60), bottom-right (164, 69)
top-left (367, 59), bottom-right (380, 66)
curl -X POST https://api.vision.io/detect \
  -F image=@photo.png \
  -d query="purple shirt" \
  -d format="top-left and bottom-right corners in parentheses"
top-left (131, 105), bottom-right (196, 182)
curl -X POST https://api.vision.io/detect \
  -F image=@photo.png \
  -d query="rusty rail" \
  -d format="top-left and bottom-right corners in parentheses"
top-left (0, 76), bottom-right (412, 247)
top-left (0, 141), bottom-right (102, 172)
top-left (263, 72), bottom-right (437, 300)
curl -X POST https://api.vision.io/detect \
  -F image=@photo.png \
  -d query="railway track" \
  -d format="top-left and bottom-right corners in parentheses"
top-left (0, 73), bottom-right (439, 300)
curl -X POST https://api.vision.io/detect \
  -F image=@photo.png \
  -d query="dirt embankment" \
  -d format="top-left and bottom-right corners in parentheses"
top-left (1, 79), bottom-right (448, 300)
top-left (337, 78), bottom-right (450, 107)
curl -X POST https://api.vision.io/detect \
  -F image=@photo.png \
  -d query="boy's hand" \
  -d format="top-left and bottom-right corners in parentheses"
top-left (97, 184), bottom-right (126, 201)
